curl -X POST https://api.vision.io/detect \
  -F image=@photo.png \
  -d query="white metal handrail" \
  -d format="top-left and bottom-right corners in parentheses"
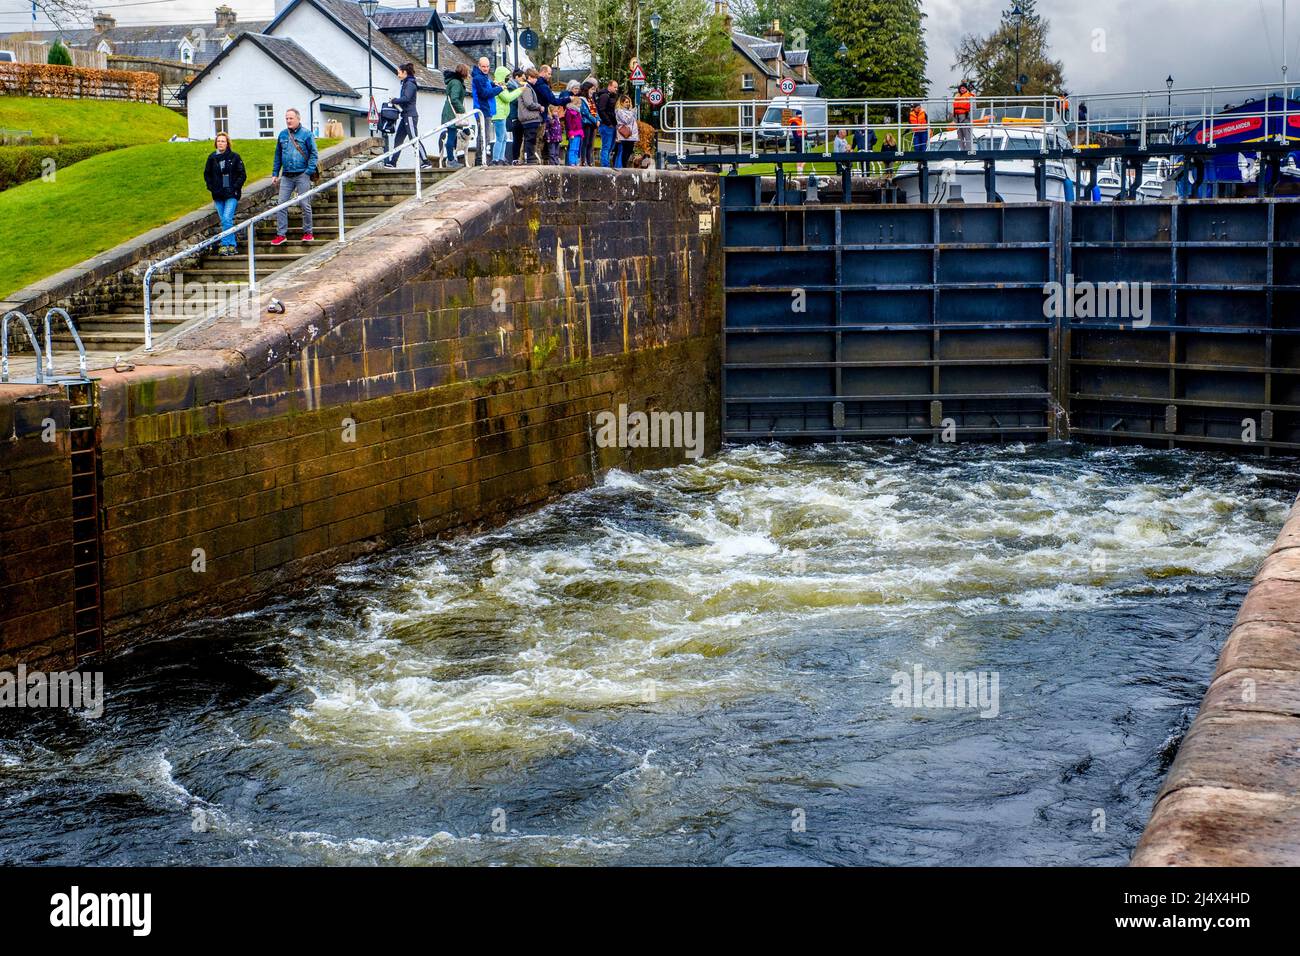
top-left (141, 108), bottom-right (486, 352)
top-left (43, 307), bottom-right (87, 380)
top-left (1, 310), bottom-right (44, 384)
top-left (663, 82), bottom-right (1300, 159)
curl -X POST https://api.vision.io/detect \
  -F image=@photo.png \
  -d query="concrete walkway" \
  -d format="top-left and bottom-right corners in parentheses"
top-left (1133, 496), bottom-right (1300, 865)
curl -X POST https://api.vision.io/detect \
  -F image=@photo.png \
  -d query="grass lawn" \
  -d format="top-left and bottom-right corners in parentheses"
top-left (0, 138), bottom-right (335, 298)
top-left (0, 97), bottom-right (186, 144)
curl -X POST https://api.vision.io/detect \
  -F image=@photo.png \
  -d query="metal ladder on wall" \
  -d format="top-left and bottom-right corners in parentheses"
top-left (2, 309), bottom-right (104, 660)
top-left (68, 379), bottom-right (105, 661)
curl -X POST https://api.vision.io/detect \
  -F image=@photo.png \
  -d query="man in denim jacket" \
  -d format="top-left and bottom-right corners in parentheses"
top-left (271, 107), bottom-right (318, 245)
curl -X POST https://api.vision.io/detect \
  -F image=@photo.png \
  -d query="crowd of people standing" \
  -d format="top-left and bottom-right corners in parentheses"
top-left (440, 58), bottom-right (643, 169)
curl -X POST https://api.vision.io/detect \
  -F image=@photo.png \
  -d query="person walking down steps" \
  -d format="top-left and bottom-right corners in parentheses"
top-left (271, 107), bottom-right (316, 246)
top-left (384, 62), bottom-right (432, 169)
top-left (203, 132), bottom-right (246, 256)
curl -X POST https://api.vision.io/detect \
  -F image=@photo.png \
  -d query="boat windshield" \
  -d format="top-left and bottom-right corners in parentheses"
top-left (929, 132), bottom-right (1010, 153)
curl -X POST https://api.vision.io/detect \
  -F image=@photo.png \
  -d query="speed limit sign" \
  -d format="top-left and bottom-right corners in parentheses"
top-left (779, 77), bottom-right (796, 95)
top-left (647, 88), bottom-right (664, 106)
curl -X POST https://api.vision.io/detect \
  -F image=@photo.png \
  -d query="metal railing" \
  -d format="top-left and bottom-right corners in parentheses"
top-left (141, 108), bottom-right (486, 352)
top-left (0, 308), bottom-right (90, 384)
top-left (1, 310), bottom-right (43, 384)
top-left (662, 82), bottom-right (1300, 160)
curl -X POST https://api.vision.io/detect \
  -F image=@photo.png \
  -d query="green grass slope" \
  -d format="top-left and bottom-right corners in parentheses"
top-left (0, 139), bottom-right (300, 297)
top-left (0, 97), bottom-right (187, 144)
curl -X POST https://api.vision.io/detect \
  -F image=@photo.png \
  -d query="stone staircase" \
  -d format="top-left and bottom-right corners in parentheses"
top-left (23, 166), bottom-right (447, 378)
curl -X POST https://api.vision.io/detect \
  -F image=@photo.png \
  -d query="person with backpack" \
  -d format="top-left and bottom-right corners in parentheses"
top-left (614, 94), bottom-right (637, 169)
top-left (506, 69), bottom-right (528, 163)
top-left (270, 107), bottom-right (316, 246)
top-left (383, 62), bottom-right (431, 169)
top-left (203, 132), bottom-right (246, 256)
top-left (595, 79), bottom-right (619, 167)
top-left (439, 63), bottom-right (470, 167)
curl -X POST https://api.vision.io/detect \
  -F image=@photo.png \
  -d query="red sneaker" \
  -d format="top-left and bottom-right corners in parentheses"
top-left (302, 233), bottom-right (315, 242)
top-left (270, 234), bottom-right (287, 246)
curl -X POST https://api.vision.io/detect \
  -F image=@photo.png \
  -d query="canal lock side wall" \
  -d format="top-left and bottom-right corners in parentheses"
top-left (0, 166), bottom-right (723, 669)
top-left (1132, 498), bottom-right (1300, 866)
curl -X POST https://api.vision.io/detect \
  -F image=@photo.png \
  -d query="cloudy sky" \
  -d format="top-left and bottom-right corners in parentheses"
top-left (1, 0), bottom-right (1294, 97)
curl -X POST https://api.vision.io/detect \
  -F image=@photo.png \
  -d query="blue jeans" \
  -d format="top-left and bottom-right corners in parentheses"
top-left (566, 134), bottom-right (582, 166)
top-left (214, 197), bottom-right (238, 247)
top-left (598, 124), bottom-right (615, 166)
top-left (492, 118), bottom-right (507, 162)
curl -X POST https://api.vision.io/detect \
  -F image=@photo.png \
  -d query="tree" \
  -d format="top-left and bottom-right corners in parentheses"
top-left (571, 0), bottom-right (732, 101)
top-left (47, 40), bottom-right (72, 66)
top-left (953, 0), bottom-right (1064, 97)
top-left (829, 0), bottom-right (927, 100)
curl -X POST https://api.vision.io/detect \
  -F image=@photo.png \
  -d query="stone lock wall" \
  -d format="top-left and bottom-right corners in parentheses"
top-left (0, 166), bottom-right (723, 664)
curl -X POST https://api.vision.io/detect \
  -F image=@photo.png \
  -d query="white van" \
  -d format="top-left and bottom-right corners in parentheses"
top-left (0, 51), bottom-right (16, 63)
top-left (758, 96), bottom-right (829, 146)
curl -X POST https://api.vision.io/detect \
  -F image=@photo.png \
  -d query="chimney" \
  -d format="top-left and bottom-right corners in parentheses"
top-left (92, 11), bottom-right (116, 33)
top-left (215, 5), bottom-right (237, 31)
top-left (715, 0), bottom-right (733, 32)
top-left (763, 18), bottom-right (783, 46)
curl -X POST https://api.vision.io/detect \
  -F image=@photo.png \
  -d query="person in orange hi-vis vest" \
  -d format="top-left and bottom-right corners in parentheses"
top-left (953, 81), bottom-right (974, 152)
top-left (909, 103), bottom-right (929, 152)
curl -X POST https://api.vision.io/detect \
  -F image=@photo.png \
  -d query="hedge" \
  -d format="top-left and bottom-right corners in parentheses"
top-left (0, 142), bottom-right (121, 191)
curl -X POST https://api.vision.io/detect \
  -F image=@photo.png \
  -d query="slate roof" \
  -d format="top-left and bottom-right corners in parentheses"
top-left (245, 34), bottom-right (359, 96)
top-left (373, 9), bottom-right (443, 31)
top-left (3, 21), bottom-right (269, 66)
top-left (266, 0), bottom-right (444, 91)
top-left (731, 31), bottom-right (781, 77)
top-left (784, 49), bottom-right (808, 67)
top-left (442, 21), bottom-right (510, 45)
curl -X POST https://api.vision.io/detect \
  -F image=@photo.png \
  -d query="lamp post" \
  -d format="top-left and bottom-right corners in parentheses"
top-left (512, 0), bottom-right (519, 69)
top-left (1011, 3), bottom-right (1024, 94)
top-left (359, 0), bottom-right (379, 136)
top-left (1166, 74), bottom-right (1174, 131)
top-left (650, 12), bottom-right (661, 127)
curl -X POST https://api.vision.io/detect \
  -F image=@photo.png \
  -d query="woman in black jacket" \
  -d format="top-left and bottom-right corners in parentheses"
top-left (384, 62), bottom-right (432, 168)
top-left (203, 132), bottom-right (246, 256)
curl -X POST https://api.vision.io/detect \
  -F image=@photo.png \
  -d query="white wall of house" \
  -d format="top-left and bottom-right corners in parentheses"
top-left (185, 41), bottom-right (314, 140)
top-left (269, 4), bottom-right (444, 130)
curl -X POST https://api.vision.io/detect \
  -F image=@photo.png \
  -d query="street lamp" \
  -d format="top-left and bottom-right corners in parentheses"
top-left (650, 12), bottom-right (662, 129)
top-left (359, 0), bottom-right (379, 135)
top-left (1012, 3), bottom-right (1024, 94)
top-left (1166, 74), bottom-right (1174, 124)
top-left (837, 42), bottom-right (848, 58)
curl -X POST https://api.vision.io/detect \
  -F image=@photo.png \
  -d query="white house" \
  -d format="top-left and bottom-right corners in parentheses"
top-left (183, 32), bottom-right (361, 140)
top-left (183, 0), bottom-right (476, 163)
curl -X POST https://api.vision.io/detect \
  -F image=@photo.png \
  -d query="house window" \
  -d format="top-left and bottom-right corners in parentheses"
top-left (425, 28), bottom-right (436, 67)
top-left (741, 73), bottom-right (755, 91)
top-left (211, 105), bottom-right (228, 135)
top-left (256, 104), bottom-right (274, 138)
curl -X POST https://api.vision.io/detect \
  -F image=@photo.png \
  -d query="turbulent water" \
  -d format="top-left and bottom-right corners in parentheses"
top-left (1, 442), bottom-right (1296, 866)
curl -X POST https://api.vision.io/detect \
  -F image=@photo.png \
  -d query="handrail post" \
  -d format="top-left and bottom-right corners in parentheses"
top-left (44, 308), bottom-right (86, 379)
top-left (143, 265), bottom-right (155, 352)
top-left (2, 310), bottom-right (44, 384)
top-left (1209, 86), bottom-right (1216, 146)
top-left (337, 179), bottom-right (346, 242)
top-left (248, 223), bottom-right (257, 293)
